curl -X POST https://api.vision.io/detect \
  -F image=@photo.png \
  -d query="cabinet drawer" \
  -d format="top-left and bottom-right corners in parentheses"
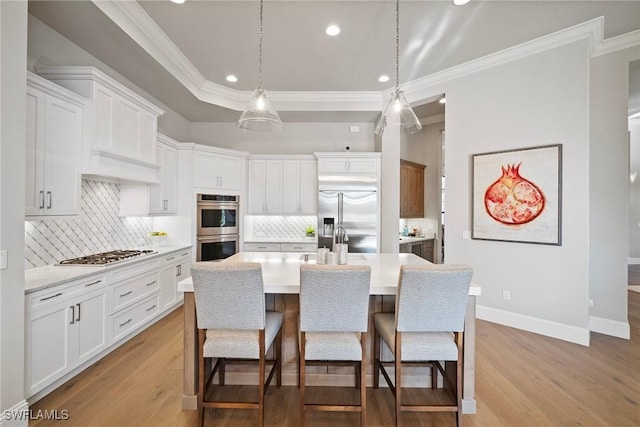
top-left (111, 294), bottom-right (160, 343)
top-left (244, 243), bottom-right (281, 252)
top-left (29, 276), bottom-right (106, 311)
top-left (280, 243), bottom-right (317, 252)
top-left (111, 272), bottom-right (159, 313)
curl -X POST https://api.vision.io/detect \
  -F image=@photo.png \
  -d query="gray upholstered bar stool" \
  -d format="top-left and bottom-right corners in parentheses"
top-left (298, 264), bottom-right (372, 427)
top-left (191, 262), bottom-right (283, 427)
top-left (373, 264), bottom-right (472, 427)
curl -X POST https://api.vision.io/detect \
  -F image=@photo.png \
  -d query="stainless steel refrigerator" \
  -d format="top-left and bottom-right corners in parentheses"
top-left (317, 176), bottom-right (378, 253)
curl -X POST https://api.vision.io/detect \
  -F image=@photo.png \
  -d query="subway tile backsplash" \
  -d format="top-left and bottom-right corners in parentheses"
top-left (24, 179), bottom-right (152, 269)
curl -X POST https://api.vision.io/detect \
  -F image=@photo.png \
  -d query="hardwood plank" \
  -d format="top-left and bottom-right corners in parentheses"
top-left (30, 292), bottom-right (640, 426)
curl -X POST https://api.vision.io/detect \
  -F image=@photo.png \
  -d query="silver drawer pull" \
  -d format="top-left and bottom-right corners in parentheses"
top-left (294, 247), bottom-right (303, 250)
top-left (166, 256), bottom-right (175, 261)
top-left (40, 292), bottom-right (62, 301)
top-left (146, 304), bottom-right (157, 312)
top-left (119, 291), bottom-right (133, 298)
top-left (180, 252), bottom-right (189, 256)
top-left (257, 246), bottom-right (267, 249)
top-left (145, 281), bottom-right (156, 286)
top-left (85, 280), bottom-right (102, 287)
top-left (119, 318), bottom-right (133, 327)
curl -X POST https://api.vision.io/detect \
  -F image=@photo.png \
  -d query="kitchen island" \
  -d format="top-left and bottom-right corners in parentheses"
top-left (178, 252), bottom-right (481, 414)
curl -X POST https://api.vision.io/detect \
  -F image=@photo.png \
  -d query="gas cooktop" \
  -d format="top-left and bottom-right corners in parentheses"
top-left (56, 249), bottom-right (156, 266)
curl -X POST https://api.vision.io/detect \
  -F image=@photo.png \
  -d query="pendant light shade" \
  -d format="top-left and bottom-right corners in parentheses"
top-left (237, 0), bottom-right (282, 132)
top-left (374, 0), bottom-right (422, 136)
top-left (374, 89), bottom-right (421, 135)
top-left (237, 88), bottom-right (282, 132)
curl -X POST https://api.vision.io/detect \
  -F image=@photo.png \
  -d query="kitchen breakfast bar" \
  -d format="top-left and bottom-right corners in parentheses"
top-left (177, 252), bottom-right (482, 414)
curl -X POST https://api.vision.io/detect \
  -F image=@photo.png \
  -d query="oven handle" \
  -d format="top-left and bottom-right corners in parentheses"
top-left (197, 235), bottom-right (239, 243)
top-left (196, 201), bottom-right (239, 209)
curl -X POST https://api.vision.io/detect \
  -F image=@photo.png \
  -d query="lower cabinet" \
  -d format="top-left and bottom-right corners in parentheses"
top-left (399, 239), bottom-right (435, 263)
top-left (25, 248), bottom-right (192, 400)
top-left (26, 275), bottom-right (109, 397)
top-left (159, 250), bottom-right (191, 310)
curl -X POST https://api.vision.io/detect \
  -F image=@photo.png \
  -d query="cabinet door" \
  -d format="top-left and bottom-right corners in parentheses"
top-left (159, 264), bottom-right (177, 310)
top-left (400, 160), bottom-right (425, 218)
top-left (317, 158), bottom-right (348, 173)
top-left (139, 111), bottom-right (157, 164)
top-left (149, 143), bottom-right (178, 214)
top-left (75, 288), bottom-right (108, 364)
top-left (282, 160), bottom-right (301, 213)
top-left (248, 160), bottom-right (267, 213)
top-left (115, 96), bottom-right (141, 160)
top-left (346, 158), bottom-right (377, 174)
top-left (194, 151), bottom-right (220, 188)
top-left (25, 87), bottom-right (46, 216)
top-left (44, 96), bottom-right (82, 216)
top-left (27, 302), bottom-right (73, 395)
top-left (299, 160), bottom-right (317, 214)
top-left (264, 160), bottom-right (283, 213)
top-left (218, 155), bottom-right (244, 190)
top-left (93, 84), bottom-right (115, 151)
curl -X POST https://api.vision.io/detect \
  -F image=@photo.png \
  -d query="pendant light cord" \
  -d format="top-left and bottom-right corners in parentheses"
top-left (258, 0), bottom-right (264, 89)
top-left (395, 0), bottom-right (400, 92)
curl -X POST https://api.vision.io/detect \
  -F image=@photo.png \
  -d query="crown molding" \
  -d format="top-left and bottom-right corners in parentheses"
top-left (91, 2), bottom-right (640, 114)
top-left (593, 28), bottom-right (640, 57)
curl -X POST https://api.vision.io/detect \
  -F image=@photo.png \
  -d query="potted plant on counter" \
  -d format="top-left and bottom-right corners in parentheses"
top-left (305, 226), bottom-right (316, 237)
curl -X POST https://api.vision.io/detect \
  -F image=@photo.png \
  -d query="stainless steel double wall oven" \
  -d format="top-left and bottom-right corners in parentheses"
top-left (196, 194), bottom-right (239, 261)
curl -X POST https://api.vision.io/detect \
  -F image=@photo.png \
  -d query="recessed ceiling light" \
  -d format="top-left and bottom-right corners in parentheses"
top-left (171, 0), bottom-right (186, 4)
top-left (326, 25), bottom-right (340, 36)
top-left (226, 75), bottom-right (238, 83)
top-left (452, 0), bottom-right (470, 5)
top-left (378, 75), bottom-right (390, 83)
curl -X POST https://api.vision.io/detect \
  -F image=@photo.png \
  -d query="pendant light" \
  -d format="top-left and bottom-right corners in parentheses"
top-left (374, 0), bottom-right (422, 136)
top-left (237, 0), bottom-right (282, 132)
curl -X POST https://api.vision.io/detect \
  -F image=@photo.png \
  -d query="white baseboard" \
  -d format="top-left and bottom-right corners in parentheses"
top-left (627, 257), bottom-right (640, 265)
top-left (0, 400), bottom-right (29, 427)
top-left (476, 305), bottom-right (591, 346)
top-left (589, 316), bottom-right (630, 339)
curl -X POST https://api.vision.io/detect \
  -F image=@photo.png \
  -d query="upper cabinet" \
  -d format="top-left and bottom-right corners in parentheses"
top-left (248, 159), bottom-right (283, 214)
top-left (400, 159), bottom-right (426, 218)
top-left (119, 133), bottom-right (179, 216)
top-left (247, 156), bottom-right (317, 215)
top-left (315, 153), bottom-right (379, 175)
top-left (26, 72), bottom-right (86, 217)
top-left (282, 159), bottom-right (317, 214)
top-left (193, 148), bottom-right (245, 191)
top-left (37, 66), bottom-right (164, 183)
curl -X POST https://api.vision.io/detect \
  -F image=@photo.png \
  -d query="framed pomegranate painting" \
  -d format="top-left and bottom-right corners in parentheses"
top-left (472, 144), bottom-right (562, 245)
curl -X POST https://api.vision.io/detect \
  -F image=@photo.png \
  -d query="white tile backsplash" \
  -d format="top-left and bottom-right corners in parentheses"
top-left (245, 215), bottom-right (317, 240)
top-left (25, 179), bottom-right (153, 269)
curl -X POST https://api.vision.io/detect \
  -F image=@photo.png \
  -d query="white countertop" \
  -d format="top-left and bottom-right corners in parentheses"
top-left (398, 234), bottom-right (435, 243)
top-left (178, 251), bottom-right (481, 296)
top-left (25, 245), bottom-right (192, 294)
top-left (244, 237), bottom-right (318, 244)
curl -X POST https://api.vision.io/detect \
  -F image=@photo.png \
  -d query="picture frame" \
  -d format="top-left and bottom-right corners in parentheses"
top-left (472, 144), bottom-right (562, 245)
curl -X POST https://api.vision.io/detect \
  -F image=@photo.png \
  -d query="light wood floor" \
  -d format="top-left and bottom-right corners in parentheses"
top-left (30, 291), bottom-right (640, 426)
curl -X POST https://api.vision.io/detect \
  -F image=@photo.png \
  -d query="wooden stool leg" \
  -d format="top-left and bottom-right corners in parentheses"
top-left (299, 332), bottom-right (306, 427)
top-left (395, 332), bottom-right (402, 427)
top-left (258, 330), bottom-right (265, 427)
top-left (360, 332), bottom-right (367, 427)
top-left (373, 326), bottom-right (380, 389)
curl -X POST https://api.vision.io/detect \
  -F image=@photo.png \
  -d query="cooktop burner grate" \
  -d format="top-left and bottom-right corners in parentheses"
top-left (57, 249), bottom-right (156, 266)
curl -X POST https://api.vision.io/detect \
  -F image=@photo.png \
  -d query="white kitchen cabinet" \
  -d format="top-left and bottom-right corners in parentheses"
top-left (194, 150), bottom-right (244, 191)
top-left (244, 242), bottom-right (317, 252)
top-left (282, 160), bottom-right (317, 214)
top-left (26, 275), bottom-right (108, 396)
top-left (244, 243), bottom-right (281, 252)
top-left (26, 73), bottom-right (85, 217)
top-left (119, 134), bottom-right (179, 216)
top-left (111, 294), bottom-right (160, 343)
top-left (248, 159), bottom-right (283, 214)
top-left (315, 153), bottom-right (380, 175)
top-left (37, 66), bottom-right (164, 183)
top-left (159, 250), bottom-right (191, 310)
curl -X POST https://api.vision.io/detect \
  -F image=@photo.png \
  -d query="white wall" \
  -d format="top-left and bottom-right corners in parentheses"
top-left (189, 122), bottom-right (375, 154)
top-left (0, 1), bottom-right (28, 424)
top-left (26, 14), bottom-right (190, 142)
top-left (445, 40), bottom-right (591, 344)
top-left (631, 118), bottom-right (640, 261)
top-left (589, 45), bottom-right (640, 338)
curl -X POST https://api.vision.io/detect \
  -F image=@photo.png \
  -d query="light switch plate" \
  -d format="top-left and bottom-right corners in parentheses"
top-left (0, 250), bottom-right (7, 270)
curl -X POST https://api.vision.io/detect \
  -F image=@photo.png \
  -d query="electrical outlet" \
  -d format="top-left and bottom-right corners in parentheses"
top-left (502, 290), bottom-right (510, 301)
